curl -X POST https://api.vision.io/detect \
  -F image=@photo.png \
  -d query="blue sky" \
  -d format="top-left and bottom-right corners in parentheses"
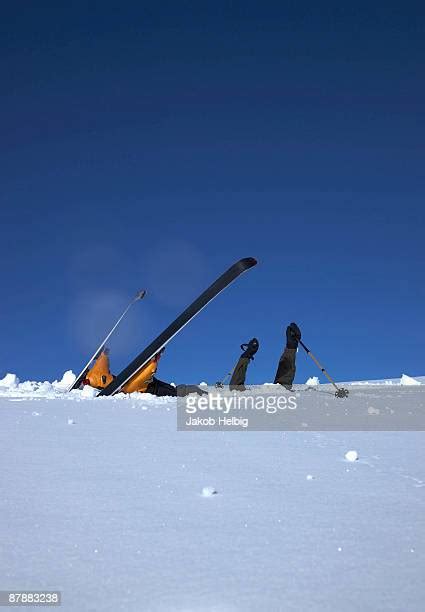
top-left (1, 2), bottom-right (424, 385)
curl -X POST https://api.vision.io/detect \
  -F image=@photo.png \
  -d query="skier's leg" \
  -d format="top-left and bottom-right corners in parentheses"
top-left (176, 384), bottom-right (207, 397)
top-left (274, 348), bottom-right (297, 387)
top-left (274, 323), bottom-right (301, 389)
top-left (145, 377), bottom-right (207, 397)
top-left (229, 338), bottom-right (259, 391)
top-left (229, 358), bottom-right (250, 389)
top-left (146, 377), bottom-right (177, 397)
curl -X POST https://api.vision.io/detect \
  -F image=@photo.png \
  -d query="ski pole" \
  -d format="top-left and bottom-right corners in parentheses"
top-left (90, 289), bottom-right (147, 362)
top-left (69, 289), bottom-right (147, 391)
top-left (299, 339), bottom-right (349, 398)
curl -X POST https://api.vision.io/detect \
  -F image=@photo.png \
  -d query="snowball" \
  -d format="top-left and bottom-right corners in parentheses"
top-left (306, 376), bottom-right (320, 387)
top-left (67, 418), bottom-right (76, 425)
top-left (201, 486), bottom-right (217, 497)
top-left (81, 385), bottom-right (98, 399)
top-left (400, 374), bottom-right (421, 386)
top-left (345, 450), bottom-right (359, 462)
top-left (0, 373), bottom-right (20, 388)
top-left (306, 474), bottom-right (315, 480)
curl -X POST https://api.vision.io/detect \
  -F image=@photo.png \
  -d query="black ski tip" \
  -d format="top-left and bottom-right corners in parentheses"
top-left (239, 257), bottom-right (258, 268)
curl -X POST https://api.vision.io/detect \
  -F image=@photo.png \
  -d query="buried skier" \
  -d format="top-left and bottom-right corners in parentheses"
top-left (83, 321), bottom-right (302, 397)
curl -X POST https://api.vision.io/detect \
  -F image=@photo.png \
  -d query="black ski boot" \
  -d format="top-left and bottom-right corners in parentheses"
top-left (240, 338), bottom-right (259, 360)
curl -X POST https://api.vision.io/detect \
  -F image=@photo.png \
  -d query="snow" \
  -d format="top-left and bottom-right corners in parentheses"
top-left (345, 450), bottom-right (359, 462)
top-left (80, 384), bottom-right (98, 398)
top-left (346, 374), bottom-right (423, 386)
top-left (0, 372), bottom-right (425, 611)
top-left (306, 376), bottom-right (320, 386)
top-left (53, 369), bottom-right (76, 390)
top-left (201, 486), bottom-right (218, 497)
top-left (400, 373), bottom-right (422, 386)
top-left (0, 372), bottom-right (19, 388)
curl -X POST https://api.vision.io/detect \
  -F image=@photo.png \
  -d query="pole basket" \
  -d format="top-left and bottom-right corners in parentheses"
top-left (335, 388), bottom-right (349, 398)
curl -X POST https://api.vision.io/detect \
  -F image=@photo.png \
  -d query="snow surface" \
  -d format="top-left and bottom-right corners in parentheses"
top-left (345, 374), bottom-right (423, 386)
top-left (1, 372), bottom-right (425, 611)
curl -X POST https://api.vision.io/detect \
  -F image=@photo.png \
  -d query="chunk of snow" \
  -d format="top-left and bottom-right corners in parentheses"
top-left (306, 474), bottom-right (315, 480)
top-left (18, 380), bottom-right (39, 392)
top-left (0, 373), bottom-right (20, 388)
top-left (53, 370), bottom-right (76, 390)
top-left (37, 381), bottom-right (53, 394)
top-left (306, 376), bottom-right (319, 387)
top-left (81, 385), bottom-right (98, 399)
top-left (201, 486), bottom-right (217, 497)
top-left (400, 374), bottom-right (421, 386)
top-left (345, 450), bottom-right (359, 462)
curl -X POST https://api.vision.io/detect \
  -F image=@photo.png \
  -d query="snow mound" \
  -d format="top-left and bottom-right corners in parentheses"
top-left (0, 373), bottom-right (20, 388)
top-left (306, 376), bottom-right (320, 387)
top-left (400, 374), bottom-right (421, 386)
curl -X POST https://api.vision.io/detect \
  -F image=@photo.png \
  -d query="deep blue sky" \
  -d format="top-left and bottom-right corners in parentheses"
top-left (1, 2), bottom-right (424, 385)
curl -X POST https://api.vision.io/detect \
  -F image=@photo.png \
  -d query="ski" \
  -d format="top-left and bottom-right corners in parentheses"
top-left (68, 289), bottom-right (146, 391)
top-left (98, 257), bottom-right (257, 396)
